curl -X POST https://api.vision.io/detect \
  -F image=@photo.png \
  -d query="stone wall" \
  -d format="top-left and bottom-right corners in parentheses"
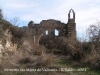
top-left (0, 9), bottom-right (77, 56)
top-left (25, 9), bottom-right (76, 46)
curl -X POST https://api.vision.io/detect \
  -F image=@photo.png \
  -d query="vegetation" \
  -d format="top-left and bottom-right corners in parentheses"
top-left (0, 8), bottom-right (100, 75)
top-left (0, 8), bottom-right (3, 19)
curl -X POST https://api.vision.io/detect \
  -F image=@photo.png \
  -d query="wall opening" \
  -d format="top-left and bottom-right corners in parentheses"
top-left (45, 30), bottom-right (48, 35)
top-left (55, 29), bottom-right (59, 36)
top-left (70, 10), bottom-right (73, 19)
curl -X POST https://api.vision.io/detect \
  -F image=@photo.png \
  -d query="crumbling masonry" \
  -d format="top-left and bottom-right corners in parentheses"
top-left (27, 9), bottom-right (76, 47)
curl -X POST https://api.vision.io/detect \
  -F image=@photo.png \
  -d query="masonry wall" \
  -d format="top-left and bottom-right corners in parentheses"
top-left (21, 9), bottom-right (76, 46)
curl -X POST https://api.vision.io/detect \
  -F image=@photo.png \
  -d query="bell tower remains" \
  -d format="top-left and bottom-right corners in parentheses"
top-left (26, 9), bottom-right (76, 49)
top-left (67, 9), bottom-right (76, 40)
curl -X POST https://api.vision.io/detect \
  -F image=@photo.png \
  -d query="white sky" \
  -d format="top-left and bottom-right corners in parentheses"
top-left (0, 0), bottom-right (100, 37)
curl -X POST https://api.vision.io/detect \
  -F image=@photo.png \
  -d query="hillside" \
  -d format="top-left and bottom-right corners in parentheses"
top-left (0, 10), bottom-right (100, 75)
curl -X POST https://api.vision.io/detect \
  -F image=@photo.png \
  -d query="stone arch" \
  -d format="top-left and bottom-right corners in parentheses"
top-left (70, 11), bottom-right (73, 19)
top-left (38, 28), bottom-right (60, 45)
top-left (68, 9), bottom-right (75, 22)
top-left (38, 29), bottom-right (59, 50)
top-left (36, 20), bottom-right (65, 45)
top-left (37, 20), bottom-right (64, 37)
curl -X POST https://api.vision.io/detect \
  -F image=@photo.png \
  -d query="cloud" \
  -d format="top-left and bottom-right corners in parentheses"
top-left (7, 3), bottom-right (39, 9)
top-left (0, 0), bottom-right (100, 37)
top-left (19, 0), bottom-right (100, 35)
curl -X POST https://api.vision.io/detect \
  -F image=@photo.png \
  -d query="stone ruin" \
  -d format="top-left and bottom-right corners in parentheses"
top-left (0, 9), bottom-right (76, 56)
top-left (21, 9), bottom-right (76, 49)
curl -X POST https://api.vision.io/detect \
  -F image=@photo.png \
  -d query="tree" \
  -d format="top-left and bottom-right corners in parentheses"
top-left (87, 21), bottom-right (100, 42)
top-left (87, 21), bottom-right (100, 50)
top-left (0, 8), bottom-right (3, 19)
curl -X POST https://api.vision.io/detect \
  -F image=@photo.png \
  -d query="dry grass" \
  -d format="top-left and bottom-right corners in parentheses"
top-left (0, 47), bottom-right (55, 75)
top-left (33, 52), bottom-right (53, 67)
top-left (0, 45), bottom-right (100, 75)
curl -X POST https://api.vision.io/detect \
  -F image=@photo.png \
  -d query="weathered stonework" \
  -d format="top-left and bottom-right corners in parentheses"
top-left (21, 9), bottom-right (76, 50)
top-left (0, 9), bottom-right (76, 55)
top-left (21, 9), bottom-right (76, 48)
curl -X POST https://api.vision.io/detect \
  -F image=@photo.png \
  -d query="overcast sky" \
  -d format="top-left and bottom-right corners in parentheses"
top-left (0, 0), bottom-right (100, 37)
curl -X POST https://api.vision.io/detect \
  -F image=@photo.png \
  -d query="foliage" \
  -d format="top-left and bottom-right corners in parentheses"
top-left (0, 24), bottom-right (3, 36)
top-left (0, 8), bottom-right (3, 19)
top-left (0, 7), bottom-right (100, 75)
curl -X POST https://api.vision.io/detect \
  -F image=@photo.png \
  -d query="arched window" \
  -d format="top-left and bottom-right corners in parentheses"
top-left (70, 10), bottom-right (73, 19)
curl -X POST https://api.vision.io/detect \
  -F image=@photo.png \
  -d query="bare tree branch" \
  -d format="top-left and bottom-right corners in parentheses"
top-left (10, 17), bottom-right (19, 26)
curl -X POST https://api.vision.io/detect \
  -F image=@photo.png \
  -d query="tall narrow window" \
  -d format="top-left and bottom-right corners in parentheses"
top-left (45, 30), bottom-right (48, 35)
top-left (55, 29), bottom-right (59, 36)
top-left (70, 10), bottom-right (73, 19)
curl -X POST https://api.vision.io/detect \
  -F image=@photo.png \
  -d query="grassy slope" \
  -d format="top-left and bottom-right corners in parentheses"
top-left (52, 56), bottom-right (100, 75)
